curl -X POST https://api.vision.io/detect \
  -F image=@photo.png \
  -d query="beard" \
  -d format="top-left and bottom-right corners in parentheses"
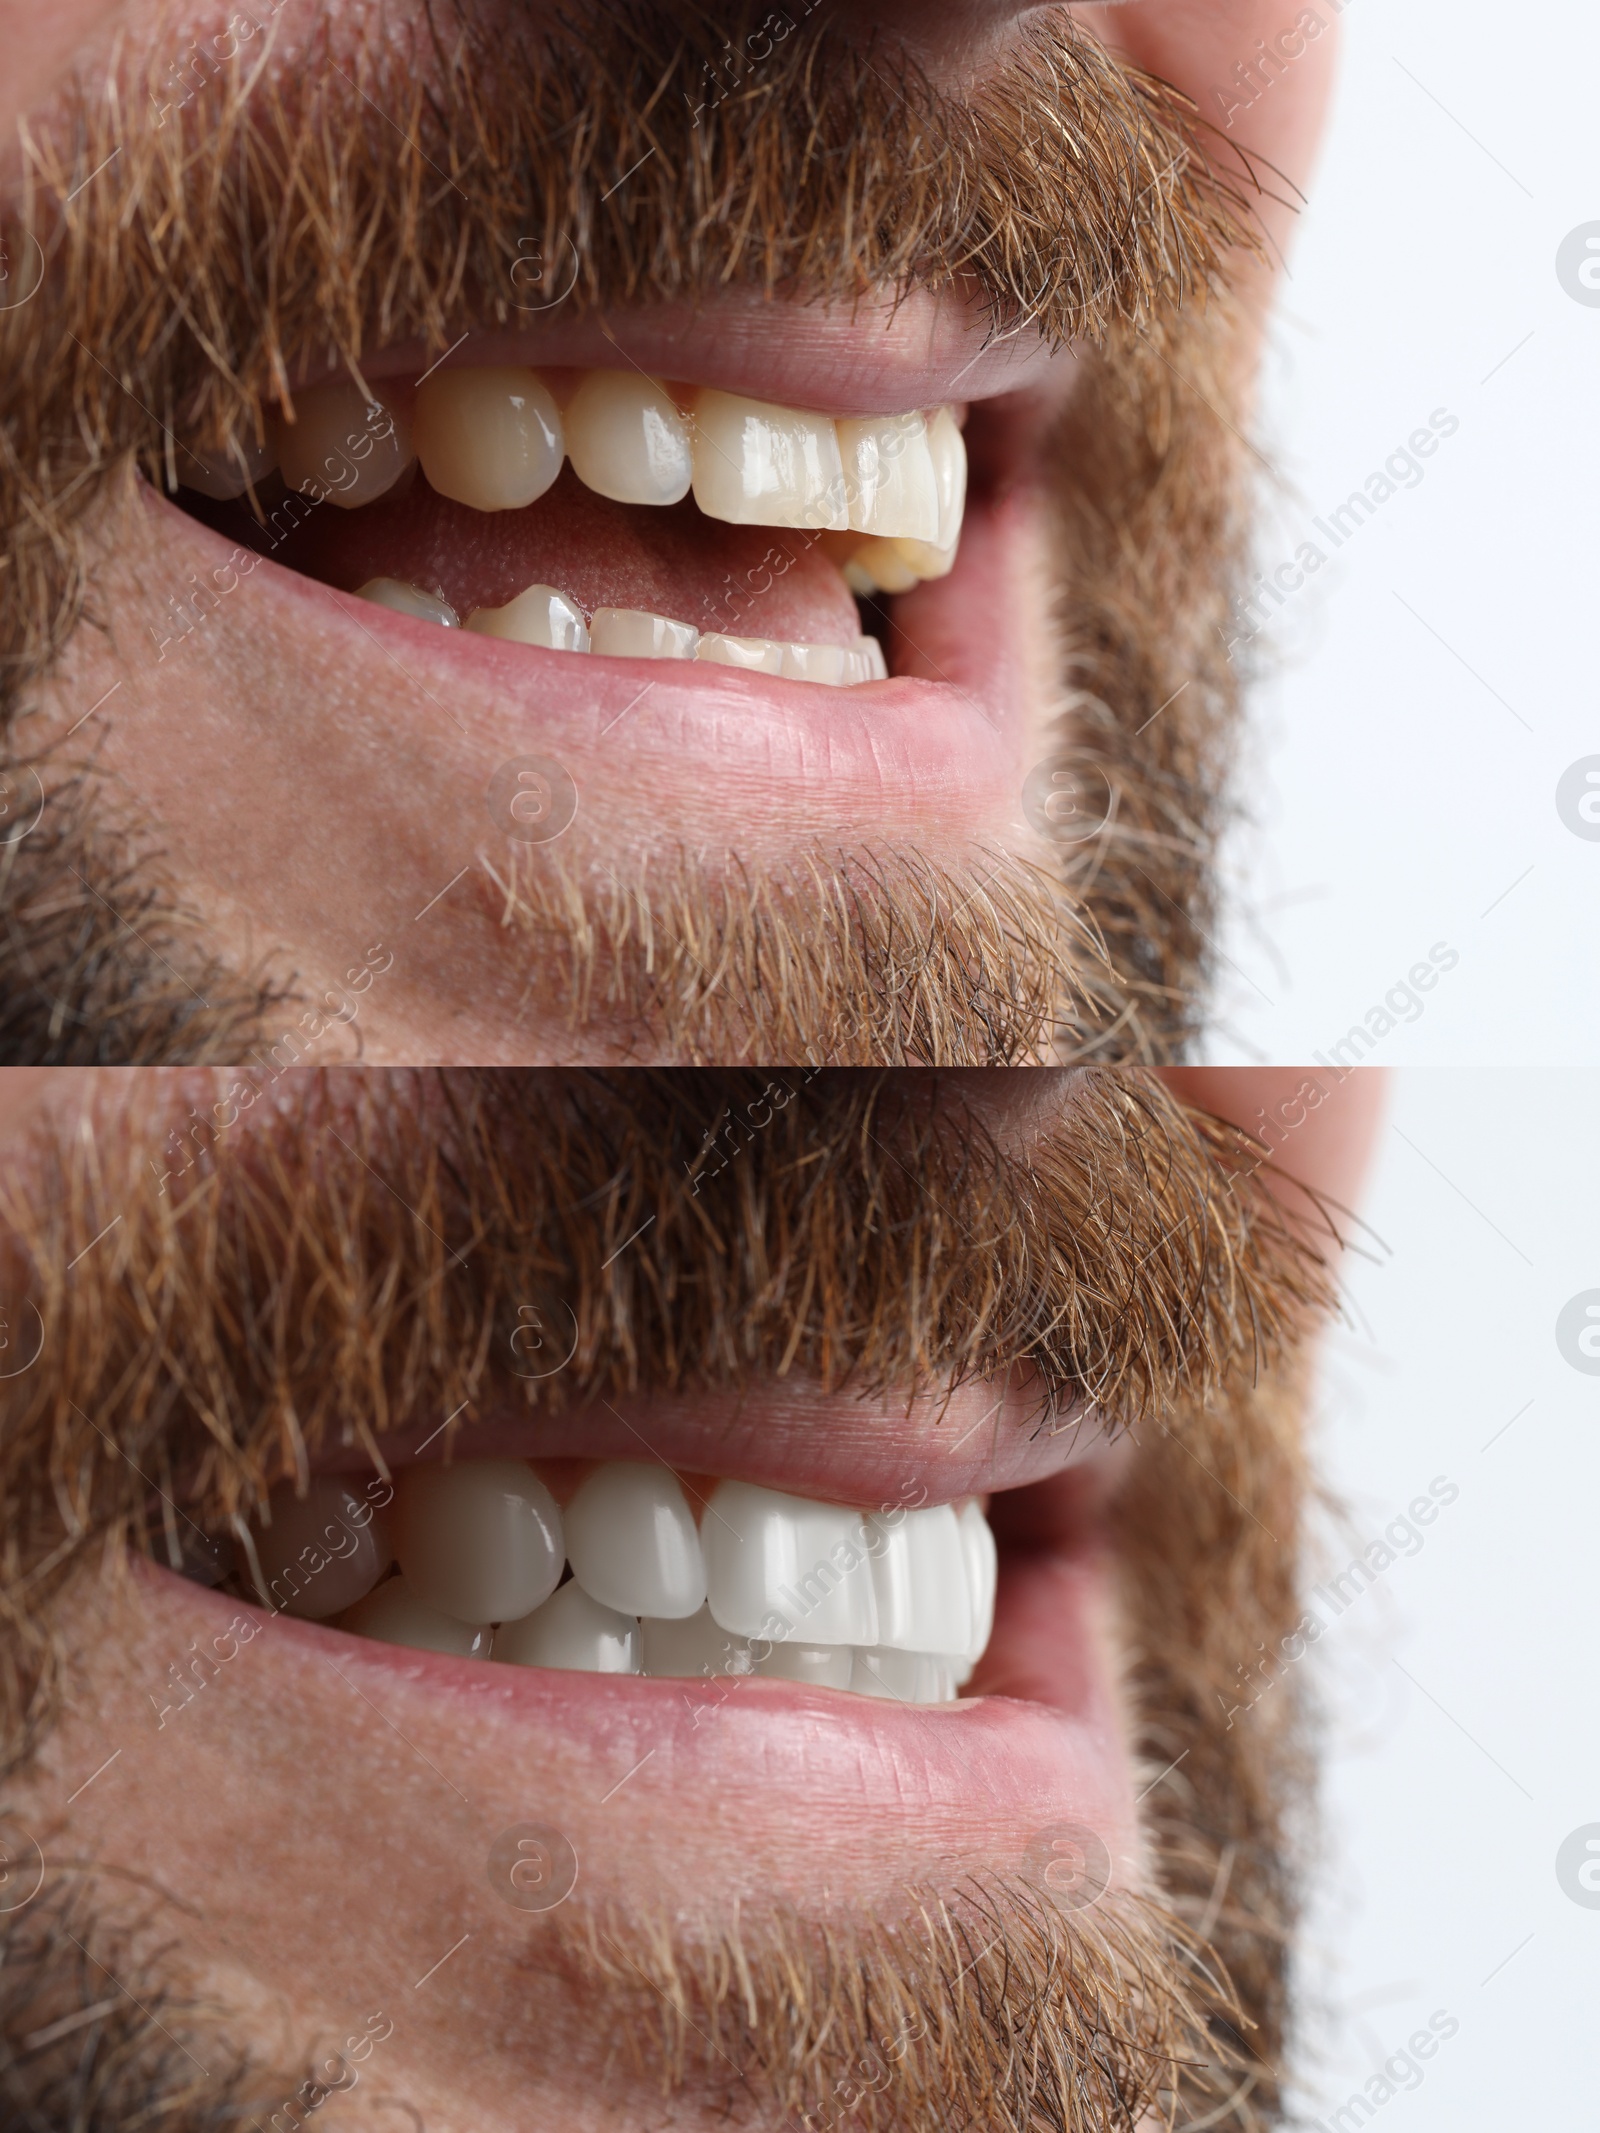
top-left (0, 1), bottom-right (1261, 1064)
top-left (0, 1067), bottom-right (1331, 2129)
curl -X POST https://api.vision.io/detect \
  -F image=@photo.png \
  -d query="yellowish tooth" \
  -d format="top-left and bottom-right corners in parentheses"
top-left (842, 560), bottom-right (878, 597)
top-left (846, 539), bottom-right (921, 595)
top-left (890, 535), bottom-right (958, 582)
top-left (837, 413), bottom-right (941, 542)
top-left (357, 578), bottom-right (460, 627)
top-left (180, 431), bottom-right (277, 501)
top-left (589, 608), bottom-right (699, 660)
top-left (414, 366), bottom-right (564, 511)
top-left (691, 390), bottom-right (848, 531)
top-left (697, 633), bottom-right (785, 674)
top-left (779, 642), bottom-right (851, 686)
top-left (566, 370), bottom-right (693, 506)
top-left (277, 382), bottom-right (414, 509)
top-left (465, 584), bottom-right (589, 651)
top-left (926, 406), bottom-right (967, 550)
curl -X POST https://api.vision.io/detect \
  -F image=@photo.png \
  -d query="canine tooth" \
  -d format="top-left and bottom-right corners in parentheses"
top-left (341, 1573), bottom-right (493, 1657)
top-left (247, 1476), bottom-right (394, 1620)
top-left (393, 1460), bottom-right (564, 1625)
top-left (565, 1462), bottom-right (706, 1619)
top-left (703, 1481), bottom-right (878, 1646)
top-left (754, 1641), bottom-right (854, 1689)
top-left (927, 406), bottom-right (967, 550)
top-left (868, 1502), bottom-right (974, 1654)
top-left (357, 578), bottom-right (460, 628)
top-left (691, 391), bottom-right (848, 531)
top-left (779, 642), bottom-right (852, 686)
top-left (414, 366), bottom-right (564, 511)
top-left (566, 370), bottom-right (693, 506)
top-left (464, 584), bottom-right (589, 651)
top-left (277, 382), bottom-right (414, 508)
top-left (496, 1581), bottom-right (642, 1673)
top-left (589, 608), bottom-right (699, 660)
top-left (958, 1497), bottom-right (998, 1664)
top-left (641, 1604), bottom-right (753, 1680)
top-left (180, 431), bottom-right (276, 501)
top-left (846, 539), bottom-right (921, 595)
top-left (838, 413), bottom-right (941, 542)
top-left (850, 1648), bottom-right (958, 1704)
top-left (698, 633), bottom-right (785, 674)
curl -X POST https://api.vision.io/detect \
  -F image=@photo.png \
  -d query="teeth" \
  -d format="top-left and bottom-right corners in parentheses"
top-left (850, 1648), bottom-right (959, 1705)
top-left (414, 366), bottom-right (565, 511)
top-left (566, 371), bottom-right (694, 506)
top-left (496, 1581), bottom-right (642, 1673)
top-left (340, 1573), bottom-right (493, 1657)
top-left (703, 1481), bottom-right (879, 1646)
top-left (958, 1497), bottom-right (998, 1666)
top-left (697, 632), bottom-right (786, 675)
top-left (927, 406), bottom-right (967, 550)
top-left (180, 431), bottom-right (277, 501)
top-left (691, 390), bottom-right (849, 531)
top-left (754, 1641), bottom-right (855, 1689)
top-left (868, 1502), bottom-right (974, 1654)
top-left (465, 584), bottom-right (589, 651)
top-left (838, 413), bottom-right (941, 542)
top-left (392, 1460), bottom-right (564, 1624)
top-left (277, 382), bottom-right (415, 508)
top-left (244, 1476), bottom-right (395, 1620)
top-left (640, 1604), bottom-right (752, 1680)
top-left (589, 608), bottom-right (700, 660)
top-left (357, 578), bottom-right (460, 628)
top-left (564, 1463), bottom-right (706, 1619)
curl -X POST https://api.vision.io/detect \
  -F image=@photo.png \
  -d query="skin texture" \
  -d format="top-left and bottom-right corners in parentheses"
top-left (0, 0), bottom-right (1341, 1063)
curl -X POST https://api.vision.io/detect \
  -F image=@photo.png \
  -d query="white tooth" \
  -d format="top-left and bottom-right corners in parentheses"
top-left (958, 1497), bottom-right (998, 1664)
top-left (180, 431), bottom-right (276, 501)
top-left (393, 1460), bottom-right (564, 1624)
top-left (846, 539), bottom-right (921, 594)
top-left (867, 1502), bottom-right (973, 1654)
top-left (779, 642), bottom-right (851, 687)
top-left (464, 584), bottom-right (589, 651)
top-left (357, 578), bottom-right (460, 628)
top-left (849, 1648), bottom-right (957, 1704)
top-left (589, 608), bottom-right (699, 660)
top-left (927, 406), bottom-right (967, 550)
top-left (691, 391), bottom-right (848, 531)
top-left (276, 382), bottom-right (414, 508)
top-left (842, 560), bottom-right (878, 597)
top-left (246, 1476), bottom-right (394, 1620)
top-left (703, 1481), bottom-right (878, 1646)
top-left (855, 635), bottom-right (888, 682)
top-left (640, 1604), bottom-right (754, 1680)
top-left (697, 633), bottom-right (785, 674)
top-left (564, 1462), bottom-right (706, 1619)
top-left (414, 366), bottom-right (564, 511)
top-left (566, 370), bottom-right (693, 506)
top-left (754, 1641), bottom-right (854, 1690)
top-left (838, 413), bottom-right (941, 542)
top-left (340, 1572), bottom-right (493, 1657)
top-left (495, 1580), bottom-right (641, 1673)
top-left (890, 535), bottom-right (957, 583)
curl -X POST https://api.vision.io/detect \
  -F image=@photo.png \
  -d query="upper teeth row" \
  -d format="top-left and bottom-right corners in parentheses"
top-left (180, 369), bottom-right (966, 593)
top-left (236, 1459), bottom-right (998, 1705)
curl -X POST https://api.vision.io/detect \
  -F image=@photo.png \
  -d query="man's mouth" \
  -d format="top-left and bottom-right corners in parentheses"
top-left (225, 1454), bottom-right (998, 1703)
top-left (175, 362), bottom-right (974, 689)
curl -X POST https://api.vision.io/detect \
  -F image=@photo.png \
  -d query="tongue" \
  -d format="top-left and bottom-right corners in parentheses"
top-left (204, 466), bottom-right (865, 643)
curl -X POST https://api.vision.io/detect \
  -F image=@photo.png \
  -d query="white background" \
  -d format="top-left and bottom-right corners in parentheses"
top-left (1198, 0), bottom-right (1599, 1064)
top-left (1287, 1071), bottom-right (1598, 2130)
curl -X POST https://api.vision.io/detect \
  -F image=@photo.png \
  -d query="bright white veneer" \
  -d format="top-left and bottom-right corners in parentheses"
top-left (341, 1573), bottom-right (493, 1657)
top-left (497, 1581), bottom-right (641, 1672)
top-left (702, 1480), bottom-right (880, 1645)
top-left (414, 366), bottom-right (565, 511)
top-left (393, 1460), bottom-right (564, 1624)
top-left (248, 1476), bottom-right (395, 1620)
top-left (565, 1462), bottom-right (706, 1619)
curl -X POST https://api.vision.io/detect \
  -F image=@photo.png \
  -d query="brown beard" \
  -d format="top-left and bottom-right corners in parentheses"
top-left (0, 3), bottom-right (1265, 1063)
top-left (0, 1067), bottom-right (1331, 2129)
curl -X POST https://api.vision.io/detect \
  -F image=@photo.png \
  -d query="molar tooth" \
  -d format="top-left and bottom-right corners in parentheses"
top-left (850, 1648), bottom-right (958, 1704)
top-left (465, 584), bottom-right (589, 651)
top-left (414, 366), bottom-right (564, 511)
top-left (703, 1481), bottom-right (878, 1646)
top-left (496, 1581), bottom-right (641, 1673)
top-left (589, 608), bottom-right (699, 660)
top-left (357, 579), bottom-right (460, 628)
top-left (180, 431), bottom-right (277, 501)
top-left (276, 382), bottom-right (414, 508)
top-left (838, 413), bottom-right (941, 542)
top-left (340, 1573), bottom-right (493, 1657)
top-left (393, 1460), bottom-right (564, 1625)
top-left (867, 1503), bottom-right (973, 1654)
top-left (697, 633), bottom-right (785, 674)
top-left (641, 1604), bottom-right (753, 1680)
top-left (754, 1641), bottom-right (854, 1690)
top-left (564, 1462), bottom-right (706, 1619)
top-left (566, 370), bottom-right (693, 505)
top-left (691, 391), bottom-right (848, 531)
top-left (245, 1476), bottom-right (394, 1620)
top-left (958, 1497), bottom-right (998, 1664)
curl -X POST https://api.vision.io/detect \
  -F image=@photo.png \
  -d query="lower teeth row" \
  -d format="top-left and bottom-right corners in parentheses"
top-left (357, 577), bottom-right (888, 687)
top-left (224, 1460), bottom-right (996, 1705)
